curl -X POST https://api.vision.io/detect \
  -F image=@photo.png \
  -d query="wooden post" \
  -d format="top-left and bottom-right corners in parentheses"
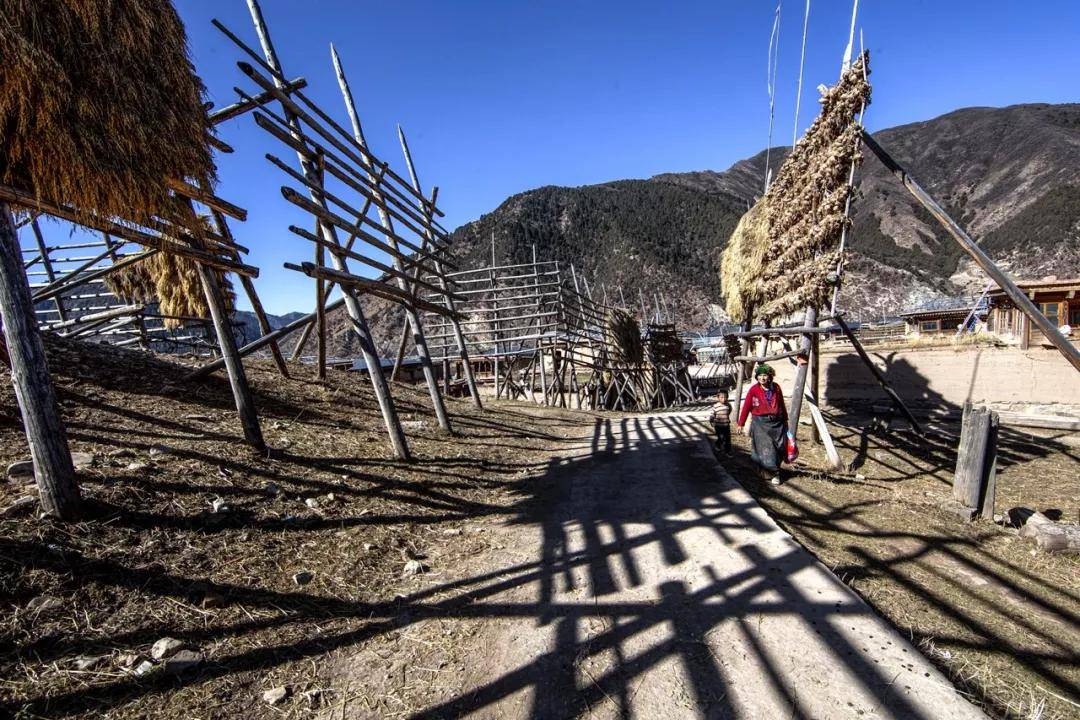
top-left (246, 0), bottom-right (410, 459)
top-left (862, 130), bottom-right (1080, 373)
top-left (732, 317), bottom-right (752, 423)
top-left (331, 46), bottom-right (452, 433)
top-left (953, 402), bottom-right (998, 516)
top-left (810, 324), bottom-right (821, 444)
top-left (29, 219), bottom-right (66, 321)
top-left (206, 209), bottom-right (289, 379)
top-left (177, 197), bottom-right (266, 452)
top-left (396, 129), bottom-right (482, 409)
top-left (0, 203), bottom-right (79, 519)
top-left (786, 306), bottom-right (817, 437)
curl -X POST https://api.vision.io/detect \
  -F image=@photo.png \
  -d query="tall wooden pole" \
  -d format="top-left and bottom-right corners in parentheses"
top-left (246, 0), bottom-right (410, 459)
top-left (396, 128), bottom-right (483, 409)
top-left (330, 45), bottom-right (452, 432)
top-left (786, 306), bottom-right (817, 438)
top-left (180, 199), bottom-right (266, 452)
top-left (862, 130), bottom-right (1080, 373)
top-left (732, 316), bottom-right (752, 423)
top-left (0, 203), bottom-right (79, 519)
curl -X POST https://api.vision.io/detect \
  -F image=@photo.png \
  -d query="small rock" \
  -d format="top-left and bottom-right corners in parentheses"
top-left (263, 481), bottom-right (281, 495)
top-left (6, 460), bottom-right (33, 481)
top-left (325, 493), bottom-right (337, 503)
top-left (161, 649), bottom-right (202, 674)
top-left (117, 653), bottom-right (141, 669)
top-left (363, 543), bottom-right (376, 552)
top-left (854, 473), bottom-right (866, 481)
top-left (150, 637), bottom-right (186, 661)
top-left (293, 571), bottom-right (314, 586)
top-left (126, 462), bottom-right (150, 472)
top-left (148, 445), bottom-right (168, 457)
top-left (263, 686), bottom-right (291, 706)
top-left (2, 495), bottom-right (37, 518)
top-left (210, 498), bottom-right (230, 514)
top-left (402, 559), bottom-right (426, 576)
top-left (133, 660), bottom-right (156, 677)
top-left (70, 452), bottom-right (94, 470)
top-left (304, 498), bottom-right (319, 510)
top-left (73, 655), bottom-right (107, 671)
top-left (401, 420), bottom-right (425, 430)
top-left (443, 528), bottom-right (462, 537)
top-left (106, 448), bottom-right (135, 459)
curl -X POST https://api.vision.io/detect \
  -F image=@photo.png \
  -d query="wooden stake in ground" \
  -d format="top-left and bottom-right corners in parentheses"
top-left (245, 0), bottom-right (410, 459)
top-left (786, 306), bottom-right (817, 438)
top-left (0, 203), bottom-right (79, 519)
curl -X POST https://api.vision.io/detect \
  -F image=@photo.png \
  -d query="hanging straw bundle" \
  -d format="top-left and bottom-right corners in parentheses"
top-left (604, 308), bottom-right (644, 366)
top-left (106, 207), bottom-right (233, 327)
top-left (720, 51), bottom-right (871, 323)
top-left (1, 0), bottom-right (228, 327)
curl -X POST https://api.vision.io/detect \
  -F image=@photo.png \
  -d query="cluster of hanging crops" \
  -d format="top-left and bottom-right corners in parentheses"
top-left (604, 307), bottom-right (644, 366)
top-left (1, 0), bottom-right (226, 326)
top-left (721, 51), bottom-right (871, 322)
top-left (645, 324), bottom-right (684, 364)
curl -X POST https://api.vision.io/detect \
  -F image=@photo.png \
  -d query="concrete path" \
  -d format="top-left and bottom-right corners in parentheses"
top-left (345, 411), bottom-right (987, 719)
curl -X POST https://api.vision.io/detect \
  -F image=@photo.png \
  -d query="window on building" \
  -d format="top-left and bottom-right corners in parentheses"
top-left (1070, 304), bottom-right (1080, 327)
top-left (919, 320), bottom-right (938, 333)
top-left (942, 318), bottom-right (961, 331)
top-left (1038, 302), bottom-right (1060, 325)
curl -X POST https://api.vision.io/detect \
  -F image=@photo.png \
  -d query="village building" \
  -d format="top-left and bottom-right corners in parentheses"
top-left (899, 298), bottom-right (977, 337)
top-left (985, 277), bottom-right (1080, 349)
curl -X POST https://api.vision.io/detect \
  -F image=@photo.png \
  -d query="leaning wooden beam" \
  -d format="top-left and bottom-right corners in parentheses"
top-left (0, 202), bottom-right (79, 519)
top-left (733, 348), bottom-right (804, 363)
top-left (835, 314), bottom-right (924, 436)
top-left (165, 177), bottom-right (248, 221)
top-left (44, 304), bottom-right (143, 331)
top-left (29, 218), bottom-right (66, 321)
top-left (189, 295), bottom-right (348, 380)
top-left (286, 263), bottom-right (456, 317)
top-left (209, 76), bottom-right (307, 125)
top-left (730, 326), bottom-right (833, 339)
top-left (207, 208), bottom-right (289, 378)
top-left (861, 129), bottom-right (1080, 373)
top-left (0, 184), bottom-right (257, 277)
top-left (32, 249), bottom-right (157, 304)
top-left (177, 197), bottom-right (265, 452)
top-left (243, 0), bottom-right (409, 460)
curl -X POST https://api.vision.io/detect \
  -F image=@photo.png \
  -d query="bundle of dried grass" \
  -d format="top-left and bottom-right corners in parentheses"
top-left (604, 308), bottom-right (644, 365)
top-left (720, 51), bottom-right (871, 322)
top-left (106, 208), bottom-right (234, 328)
top-left (0, 0), bottom-right (216, 224)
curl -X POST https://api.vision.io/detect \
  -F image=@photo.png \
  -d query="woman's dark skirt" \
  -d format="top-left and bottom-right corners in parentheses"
top-left (750, 414), bottom-right (786, 472)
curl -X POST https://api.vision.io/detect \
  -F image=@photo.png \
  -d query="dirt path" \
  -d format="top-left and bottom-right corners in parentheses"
top-left (330, 410), bottom-right (987, 719)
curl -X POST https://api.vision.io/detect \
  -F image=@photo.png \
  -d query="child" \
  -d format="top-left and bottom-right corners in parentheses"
top-left (709, 389), bottom-right (732, 454)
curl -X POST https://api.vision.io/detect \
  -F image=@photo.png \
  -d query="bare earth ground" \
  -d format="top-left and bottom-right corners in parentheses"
top-left (728, 407), bottom-right (1080, 720)
top-left (0, 338), bottom-right (1075, 719)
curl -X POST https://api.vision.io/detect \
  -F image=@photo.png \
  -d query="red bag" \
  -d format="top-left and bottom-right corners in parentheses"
top-left (785, 431), bottom-right (799, 464)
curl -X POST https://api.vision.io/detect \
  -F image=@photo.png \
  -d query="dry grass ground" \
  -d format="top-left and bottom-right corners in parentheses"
top-left (727, 406), bottom-right (1080, 720)
top-left (0, 337), bottom-right (590, 719)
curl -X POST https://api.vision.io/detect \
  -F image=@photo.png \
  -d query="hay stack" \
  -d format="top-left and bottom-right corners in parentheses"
top-left (1, 0), bottom-right (226, 326)
top-left (604, 308), bottom-right (644, 365)
top-left (720, 51), bottom-right (871, 322)
top-left (0, 0), bottom-right (216, 223)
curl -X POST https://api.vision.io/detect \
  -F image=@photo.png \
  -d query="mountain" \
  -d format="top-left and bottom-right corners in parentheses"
top-left (258, 103), bottom-right (1080, 358)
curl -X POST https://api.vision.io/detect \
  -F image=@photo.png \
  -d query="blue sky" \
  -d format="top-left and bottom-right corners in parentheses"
top-left (28, 1), bottom-right (1080, 315)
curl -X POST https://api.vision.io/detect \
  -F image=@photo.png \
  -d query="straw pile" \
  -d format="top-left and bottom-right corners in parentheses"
top-left (721, 51), bottom-right (871, 322)
top-left (107, 209), bottom-right (233, 327)
top-left (1, 0), bottom-right (228, 327)
top-left (604, 308), bottom-right (644, 365)
top-left (0, 0), bottom-right (216, 223)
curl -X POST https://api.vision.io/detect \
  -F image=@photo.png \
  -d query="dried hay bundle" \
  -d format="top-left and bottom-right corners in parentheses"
top-left (604, 307), bottom-right (644, 365)
top-left (0, 0), bottom-right (216, 224)
top-left (106, 208), bottom-right (234, 328)
top-left (720, 51), bottom-right (871, 322)
top-left (720, 200), bottom-right (769, 321)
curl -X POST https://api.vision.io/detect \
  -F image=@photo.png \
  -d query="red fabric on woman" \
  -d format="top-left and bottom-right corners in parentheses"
top-left (737, 382), bottom-right (788, 427)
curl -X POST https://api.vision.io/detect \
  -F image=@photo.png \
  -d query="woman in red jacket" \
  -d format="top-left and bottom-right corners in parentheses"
top-left (736, 363), bottom-right (788, 485)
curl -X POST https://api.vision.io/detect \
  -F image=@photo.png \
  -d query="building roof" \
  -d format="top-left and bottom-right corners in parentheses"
top-left (986, 277), bottom-right (1080, 298)
top-left (899, 296), bottom-right (974, 320)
